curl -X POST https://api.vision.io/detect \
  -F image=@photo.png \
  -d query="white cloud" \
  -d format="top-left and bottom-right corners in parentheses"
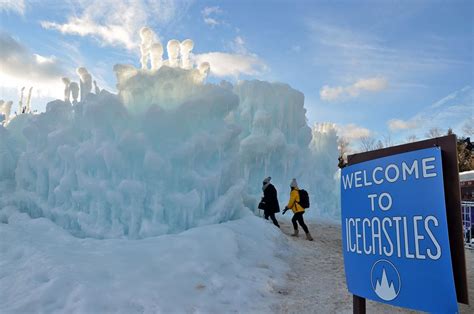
top-left (0, 38), bottom-right (64, 101)
top-left (351, 77), bottom-right (388, 92)
top-left (203, 17), bottom-right (219, 26)
top-left (320, 77), bottom-right (388, 101)
top-left (388, 119), bottom-right (418, 131)
top-left (202, 6), bottom-right (222, 16)
top-left (230, 36), bottom-right (247, 54)
top-left (307, 20), bottom-right (470, 96)
top-left (320, 86), bottom-right (345, 101)
top-left (335, 123), bottom-right (372, 140)
top-left (202, 6), bottom-right (223, 27)
top-left (194, 52), bottom-right (266, 77)
top-left (0, 0), bottom-right (25, 15)
top-left (0, 33), bottom-right (66, 86)
top-left (195, 34), bottom-right (266, 78)
top-left (41, 0), bottom-right (191, 50)
top-left (386, 86), bottom-right (473, 136)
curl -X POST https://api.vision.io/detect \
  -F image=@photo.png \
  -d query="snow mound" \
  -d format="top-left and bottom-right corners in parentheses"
top-left (0, 214), bottom-right (291, 313)
top-left (460, 170), bottom-right (474, 182)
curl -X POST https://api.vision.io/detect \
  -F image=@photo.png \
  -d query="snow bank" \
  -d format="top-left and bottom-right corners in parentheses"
top-left (460, 170), bottom-right (474, 182)
top-left (0, 213), bottom-right (290, 313)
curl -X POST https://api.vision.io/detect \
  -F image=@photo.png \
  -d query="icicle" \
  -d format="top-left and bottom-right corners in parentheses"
top-left (26, 87), bottom-right (33, 113)
top-left (93, 80), bottom-right (100, 94)
top-left (19, 86), bottom-right (25, 114)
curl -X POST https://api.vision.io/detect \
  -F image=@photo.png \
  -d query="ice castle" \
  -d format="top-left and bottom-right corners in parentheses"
top-left (0, 27), bottom-right (341, 239)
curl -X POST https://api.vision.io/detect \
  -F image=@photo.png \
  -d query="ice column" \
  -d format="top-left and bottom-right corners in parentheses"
top-left (166, 40), bottom-right (180, 67)
top-left (94, 80), bottom-right (100, 94)
top-left (18, 87), bottom-right (25, 113)
top-left (150, 42), bottom-right (164, 70)
top-left (139, 27), bottom-right (155, 70)
top-left (70, 82), bottom-right (79, 104)
top-left (180, 39), bottom-right (194, 69)
top-left (77, 67), bottom-right (92, 101)
top-left (62, 77), bottom-right (71, 102)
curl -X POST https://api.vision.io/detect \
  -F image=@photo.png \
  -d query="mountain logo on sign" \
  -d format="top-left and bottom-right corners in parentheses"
top-left (375, 268), bottom-right (397, 300)
top-left (371, 259), bottom-right (401, 301)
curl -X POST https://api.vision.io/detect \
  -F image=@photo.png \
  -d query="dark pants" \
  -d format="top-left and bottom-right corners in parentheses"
top-left (292, 212), bottom-right (309, 233)
top-left (264, 211), bottom-right (280, 228)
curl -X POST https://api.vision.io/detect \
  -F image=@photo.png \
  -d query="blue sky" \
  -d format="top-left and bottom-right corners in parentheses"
top-left (1, 0), bottom-right (472, 145)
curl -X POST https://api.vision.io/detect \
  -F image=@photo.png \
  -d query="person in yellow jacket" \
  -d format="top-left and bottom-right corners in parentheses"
top-left (283, 178), bottom-right (313, 241)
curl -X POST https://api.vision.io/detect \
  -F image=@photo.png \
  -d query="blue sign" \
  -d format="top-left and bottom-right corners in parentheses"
top-left (341, 147), bottom-right (458, 313)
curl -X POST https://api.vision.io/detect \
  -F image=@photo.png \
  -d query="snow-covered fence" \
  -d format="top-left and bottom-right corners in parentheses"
top-left (462, 201), bottom-right (474, 249)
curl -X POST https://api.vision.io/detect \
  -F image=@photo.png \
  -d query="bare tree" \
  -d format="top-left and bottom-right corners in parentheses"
top-left (406, 134), bottom-right (418, 143)
top-left (359, 136), bottom-right (376, 152)
top-left (425, 127), bottom-right (443, 139)
top-left (462, 122), bottom-right (473, 137)
top-left (382, 133), bottom-right (394, 148)
top-left (375, 140), bottom-right (384, 150)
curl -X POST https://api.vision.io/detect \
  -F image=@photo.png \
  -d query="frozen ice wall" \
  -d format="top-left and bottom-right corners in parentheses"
top-left (115, 66), bottom-right (210, 113)
top-left (1, 82), bottom-right (248, 238)
top-left (308, 123), bottom-right (341, 218)
top-left (231, 81), bottom-right (311, 200)
top-left (0, 44), bottom-right (340, 238)
top-left (230, 82), bottom-right (340, 218)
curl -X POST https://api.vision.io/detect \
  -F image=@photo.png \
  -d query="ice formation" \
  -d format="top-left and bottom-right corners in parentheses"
top-left (25, 87), bottom-right (33, 113)
top-left (309, 123), bottom-right (341, 218)
top-left (0, 100), bottom-right (13, 124)
top-left (139, 27), bottom-right (156, 70)
top-left (70, 82), bottom-right (79, 104)
top-left (166, 40), bottom-right (181, 67)
top-left (0, 33), bottom-right (340, 239)
top-left (93, 80), bottom-right (100, 94)
top-left (62, 77), bottom-right (71, 102)
top-left (180, 39), bottom-right (194, 69)
top-left (77, 67), bottom-right (92, 101)
top-left (18, 86), bottom-right (25, 113)
top-left (150, 42), bottom-right (164, 70)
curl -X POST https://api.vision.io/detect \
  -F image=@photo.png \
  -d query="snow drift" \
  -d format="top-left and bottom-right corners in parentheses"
top-left (0, 213), bottom-right (291, 313)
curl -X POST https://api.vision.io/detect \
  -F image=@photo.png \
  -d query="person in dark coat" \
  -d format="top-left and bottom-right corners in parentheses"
top-left (261, 177), bottom-right (280, 228)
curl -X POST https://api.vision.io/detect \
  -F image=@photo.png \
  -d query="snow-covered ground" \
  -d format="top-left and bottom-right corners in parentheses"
top-left (0, 213), bottom-right (291, 313)
top-left (273, 219), bottom-right (474, 314)
top-left (4, 214), bottom-right (471, 313)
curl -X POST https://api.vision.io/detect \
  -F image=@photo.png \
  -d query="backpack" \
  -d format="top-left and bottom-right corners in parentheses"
top-left (298, 189), bottom-right (310, 209)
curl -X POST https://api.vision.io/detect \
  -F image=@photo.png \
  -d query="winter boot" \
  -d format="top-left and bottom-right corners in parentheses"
top-left (306, 232), bottom-right (314, 241)
top-left (291, 229), bottom-right (299, 237)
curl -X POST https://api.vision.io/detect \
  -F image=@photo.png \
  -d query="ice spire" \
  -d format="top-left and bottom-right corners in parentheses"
top-left (150, 42), bottom-right (164, 70)
top-left (180, 39), bottom-right (194, 69)
top-left (77, 67), bottom-right (92, 101)
top-left (70, 82), bottom-right (79, 105)
top-left (62, 77), bottom-right (71, 102)
top-left (0, 100), bottom-right (13, 123)
top-left (197, 62), bottom-right (210, 81)
top-left (94, 80), bottom-right (100, 94)
top-left (139, 27), bottom-right (155, 70)
top-left (166, 40), bottom-right (180, 67)
top-left (26, 87), bottom-right (33, 113)
top-left (19, 86), bottom-right (25, 113)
